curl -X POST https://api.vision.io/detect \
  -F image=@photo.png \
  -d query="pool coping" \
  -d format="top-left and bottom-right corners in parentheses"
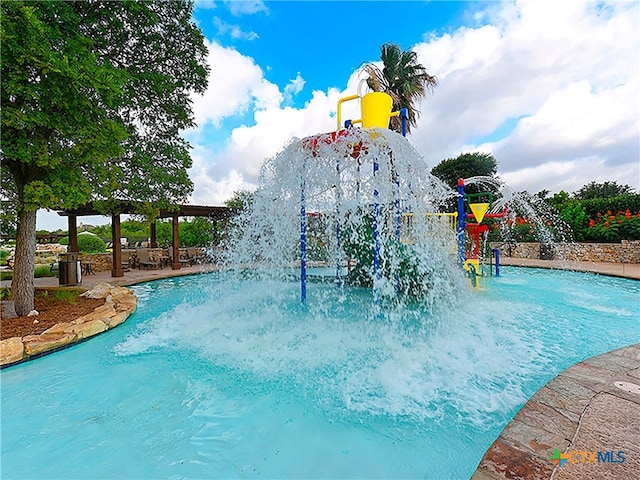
top-left (471, 343), bottom-right (640, 480)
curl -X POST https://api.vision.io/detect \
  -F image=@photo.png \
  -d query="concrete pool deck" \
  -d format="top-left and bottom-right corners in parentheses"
top-left (3, 260), bottom-right (639, 480)
top-left (499, 257), bottom-right (640, 280)
top-left (471, 343), bottom-right (640, 480)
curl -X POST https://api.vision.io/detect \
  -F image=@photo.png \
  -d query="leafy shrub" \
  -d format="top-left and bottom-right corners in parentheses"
top-left (34, 265), bottom-right (55, 278)
top-left (60, 232), bottom-right (107, 252)
top-left (54, 289), bottom-right (80, 304)
top-left (585, 210), bottom-right (640, 242)
top-left (77, 232), bottom-right (107, 253)
top-left (0, 287), bottom-right (10, 300)
top-left (581, 194), bottom-right (640, 219)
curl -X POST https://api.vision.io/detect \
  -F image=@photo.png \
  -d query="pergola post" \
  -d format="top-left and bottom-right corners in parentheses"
top-left (67, 215), bottom-right (79, 253)
top-left (150, 221), bottom-right (158, 248)
top-left (172, 213), bottom-right (180, 270)
top-left (111, 214), bottom-right (123, 277)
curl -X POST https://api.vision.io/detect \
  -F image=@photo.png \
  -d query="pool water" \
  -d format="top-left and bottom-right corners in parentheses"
top-left (2, 268), bottom-right (639, 479)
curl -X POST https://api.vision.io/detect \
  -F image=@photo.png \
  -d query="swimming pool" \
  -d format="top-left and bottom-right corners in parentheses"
top-left (2, 267), bottom-right (638, 479)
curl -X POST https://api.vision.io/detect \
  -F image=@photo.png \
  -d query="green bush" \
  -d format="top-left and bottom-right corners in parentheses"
top-left (0, 250), bottom-right (9, 266)
top-left (34, 265), bottom-right (55, 278)
top-left (581, 194), bottom-right (640, 219)
top-left (77, 232), bottom-right (107, 253)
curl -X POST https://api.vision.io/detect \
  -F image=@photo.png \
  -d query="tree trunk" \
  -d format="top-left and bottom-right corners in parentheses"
top-left (12, 209), bottom-right (37, 316)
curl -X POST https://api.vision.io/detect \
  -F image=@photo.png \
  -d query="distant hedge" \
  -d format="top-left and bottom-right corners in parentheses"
top-left (59, 232), bottom-right (107, 253)
top-left (580, 194), bottom-right (640, 219)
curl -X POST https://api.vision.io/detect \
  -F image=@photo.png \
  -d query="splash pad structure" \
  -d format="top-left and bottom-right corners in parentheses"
top-left (230, 90), bottom-right (506, 306)
top-left (228, 91), bottom-right (470, 312)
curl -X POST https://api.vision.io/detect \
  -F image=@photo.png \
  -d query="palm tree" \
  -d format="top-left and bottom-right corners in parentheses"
top-left (361, 43), bottom-right (437, 134)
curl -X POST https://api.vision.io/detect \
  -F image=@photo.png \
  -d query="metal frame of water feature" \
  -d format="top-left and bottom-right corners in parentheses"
top-left (227, 91), bottom-right (517, 310)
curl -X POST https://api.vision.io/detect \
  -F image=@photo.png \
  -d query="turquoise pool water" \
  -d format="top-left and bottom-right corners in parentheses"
top-left (2, 267), bottom-right (639, 479)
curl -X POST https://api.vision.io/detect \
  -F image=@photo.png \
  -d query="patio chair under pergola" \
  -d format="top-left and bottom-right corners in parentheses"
top-left (56, 202), bottom-right (237, 277)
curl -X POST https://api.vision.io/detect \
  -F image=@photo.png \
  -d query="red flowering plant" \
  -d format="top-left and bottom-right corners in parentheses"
top-left (586, 209), bottom-right (640, 242)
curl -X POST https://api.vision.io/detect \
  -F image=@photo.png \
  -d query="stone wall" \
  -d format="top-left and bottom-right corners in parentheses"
top-left (490, 240), bottom-right (640, 263)
top-left (79, 249), bottom-right (168, 272)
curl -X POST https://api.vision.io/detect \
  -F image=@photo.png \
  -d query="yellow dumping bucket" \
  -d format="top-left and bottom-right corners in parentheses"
top-left (336, 92), bottom-right (399, 131)
top-left (469, 202), bottom-right (490, 224)
top-left (361, 92), bottom-right (393, 128)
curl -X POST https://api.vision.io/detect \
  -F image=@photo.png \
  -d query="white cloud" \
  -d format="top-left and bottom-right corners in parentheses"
top-left (213, 17), bottom-right (259, 40)
top-left (283, 72), bottom-right (305, 105)
top-left (190, 40), bottom-right (282, 128)
top-left (410, 0), bottom-right (639, 193)
top-left (225, 0), bottom-right (267, 16)
top-left (194, 0), bottom-right (217, 11)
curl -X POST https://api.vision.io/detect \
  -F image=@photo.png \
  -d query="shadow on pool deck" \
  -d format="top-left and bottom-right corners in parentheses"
top-left (3, 260), bottom-right (639, 480)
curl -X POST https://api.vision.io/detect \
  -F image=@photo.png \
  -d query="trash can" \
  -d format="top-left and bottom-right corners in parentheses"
top-left (59, 253), bottom-right (82, 286)
top-left (540, 243), bottom-right (555, 260)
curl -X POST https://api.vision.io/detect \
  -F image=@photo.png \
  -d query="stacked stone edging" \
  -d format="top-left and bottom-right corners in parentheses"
top-left (490, 241), bottom-right (640, 263)
top-left (0, 283), bottom-right (137, 367)
top-left (80, 248), bottom-right (168, 272)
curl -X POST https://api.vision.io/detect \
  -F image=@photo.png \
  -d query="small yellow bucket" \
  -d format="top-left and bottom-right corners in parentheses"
top-left (361, 92), bottom-right (393, 128)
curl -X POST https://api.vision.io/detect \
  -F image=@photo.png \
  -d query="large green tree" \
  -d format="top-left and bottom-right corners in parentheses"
top-left (430, 152), bottom-right (499, 190)
top-left (362, 43), bottom-right (437, 134)
top-left (1, 1), bottom-right (208, 314)
top-left (574, 181), bottom-right (634, 201)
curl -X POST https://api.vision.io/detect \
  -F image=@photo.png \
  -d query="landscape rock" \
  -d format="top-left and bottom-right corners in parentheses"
top-left (42, 322), bottom-right (75, 335)
top-left (72, 303), bottom-right (116, 325)
top-left (80, 282), bottom-right (113, 299)
top-left (1, 301), bottom-right (17, 319)
top-left (0, 337), bottom-right (25, 365)
top-left (23, 333), bottom-right (77, 356)
top-left (106, 311), bottom-right (128, 328)
top-left (65, 319), bottom-right (108, 339)
top-left (1, 283), bottom-right (137, 367)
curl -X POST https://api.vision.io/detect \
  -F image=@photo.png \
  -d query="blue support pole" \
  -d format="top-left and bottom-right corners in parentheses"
top-left (373, 159), bottom-right (381, 303)
top-left (300, 171), bottom-right (307, 304)
top-left (400, 108), bottom-right (408, 137)
top-left (395, 191), bottom-right (401, 241)
top-left (492, 248), bottom-right (501, 277)
top-left (335, 158), bottom-right (342, 286)
top-left (457, 178), bottom-right (466, 268)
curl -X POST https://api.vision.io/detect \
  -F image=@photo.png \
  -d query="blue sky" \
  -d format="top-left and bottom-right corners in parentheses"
top-left (38, 0), bottom-right (639, 230)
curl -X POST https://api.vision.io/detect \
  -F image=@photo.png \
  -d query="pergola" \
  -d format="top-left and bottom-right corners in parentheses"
top-left (57, 202), bottom-right (237, 277)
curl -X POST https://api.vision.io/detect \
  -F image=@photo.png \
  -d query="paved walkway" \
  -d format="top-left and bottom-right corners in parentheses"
top-left (472, 344), bottom-right (640, 480)
top-left (1, 263), bottom-right (220, 290)
top-left (499, 257), bottom-right (640, 280)
top-left (3, 260), bottom-right (639, 480)
top-left (3, 258), bottom-right (638, 291)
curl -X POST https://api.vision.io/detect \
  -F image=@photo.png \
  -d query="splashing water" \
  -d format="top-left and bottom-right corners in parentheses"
top-left (224, 127), bottom-right (465, 315)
